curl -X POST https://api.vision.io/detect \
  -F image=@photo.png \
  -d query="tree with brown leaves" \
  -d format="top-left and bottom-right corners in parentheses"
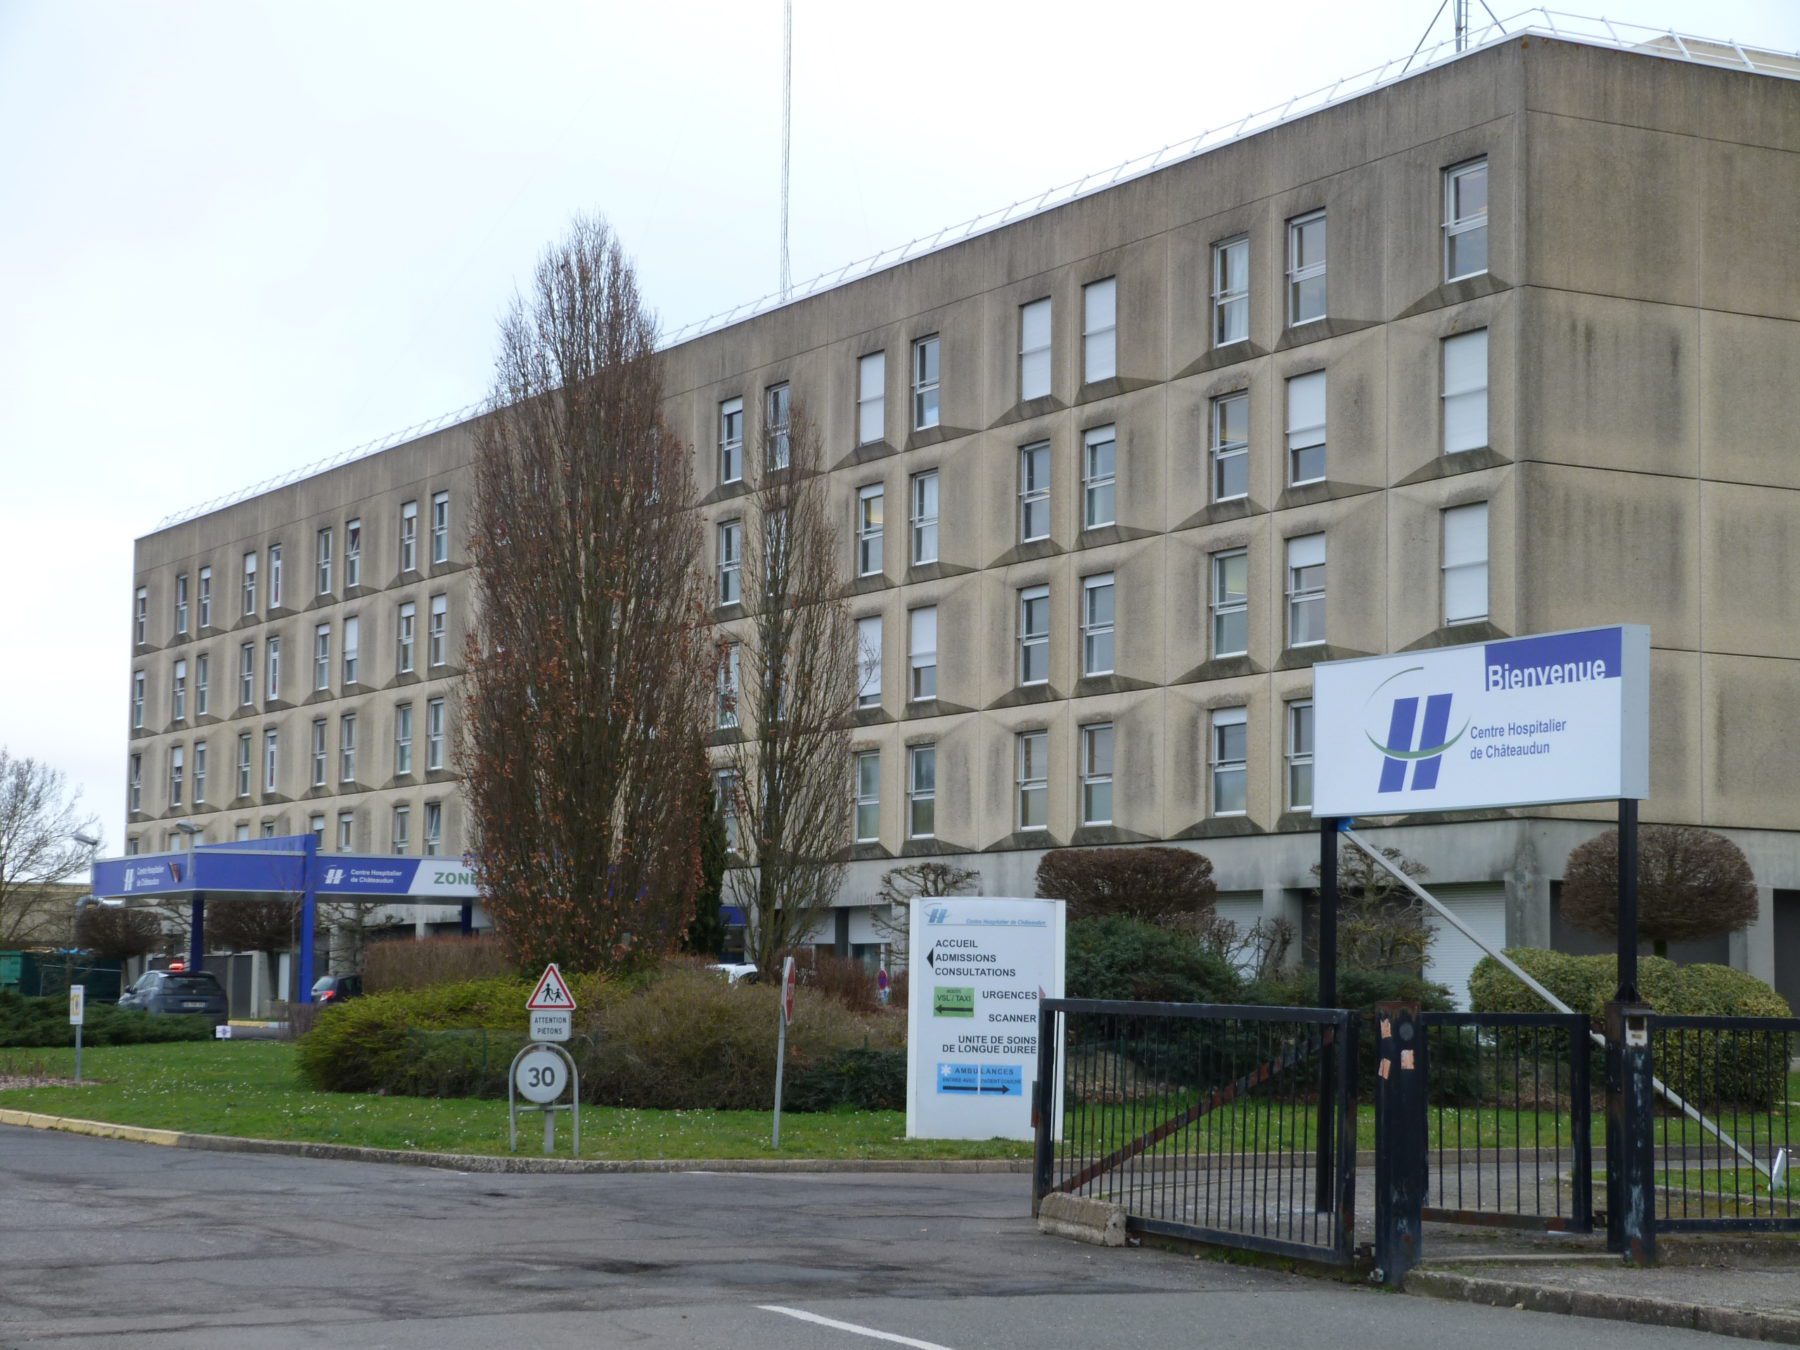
top-left (1036, 846), bottom-right (1217, 928)
top-left (721, 404), bottom-right (860, 977)
top-left (73, 904), bottom-right (162, 962)
top-left (1561, 824), bottom-right (1758, 957)
top-left (463, 216), bottom-right (713, 975)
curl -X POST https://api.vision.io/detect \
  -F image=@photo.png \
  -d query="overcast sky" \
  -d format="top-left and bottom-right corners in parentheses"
top-left (2, 0), bottom-right (1795, 855)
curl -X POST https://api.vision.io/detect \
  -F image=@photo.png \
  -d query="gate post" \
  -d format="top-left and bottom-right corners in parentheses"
top-left (1031, 1001), bottom-right (1057, 1216)
top-left (1373, 1002), bottom-right (1426, 1286)
top-left (1605, 1001), bottom-right (1657, 1265)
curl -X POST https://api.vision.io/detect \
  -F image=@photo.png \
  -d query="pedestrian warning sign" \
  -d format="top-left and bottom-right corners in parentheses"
top-left (526, 963), bottom-right (577, 1011)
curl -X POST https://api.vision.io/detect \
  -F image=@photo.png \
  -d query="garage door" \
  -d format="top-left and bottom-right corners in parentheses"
top-left (1423, 884), bottom-right (1508, 1011)
top-left (1212, 892), bottom-right (1264, 976)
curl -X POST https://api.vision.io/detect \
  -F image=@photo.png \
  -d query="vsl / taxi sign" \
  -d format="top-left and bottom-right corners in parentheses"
top-left (1312, 625), bottom-right (1649, 817)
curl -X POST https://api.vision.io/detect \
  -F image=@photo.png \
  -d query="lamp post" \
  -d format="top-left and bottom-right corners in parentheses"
top-left (173, 822), bottom-right (204, 972)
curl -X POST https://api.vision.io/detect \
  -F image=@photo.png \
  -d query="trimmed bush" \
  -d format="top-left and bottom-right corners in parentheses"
top-left (1036, 846), bottom-right (1218, 927)
top-left (0, 990), bottom-right (213, 1048)
top-left (785, 1046), bottom-right (908, 1112)
top-left (1066, 915), bottom-right (1243, 1005)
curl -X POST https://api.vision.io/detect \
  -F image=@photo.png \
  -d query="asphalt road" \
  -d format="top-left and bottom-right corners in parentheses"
top-left (0, 1127), bottom-right (1741, 1349)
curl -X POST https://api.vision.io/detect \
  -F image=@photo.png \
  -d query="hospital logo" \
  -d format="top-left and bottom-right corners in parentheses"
top-left (1365, 667), bottom-right (1469, 795)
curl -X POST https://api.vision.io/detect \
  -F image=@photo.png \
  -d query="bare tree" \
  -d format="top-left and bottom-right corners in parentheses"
top-left (723, 404), bottom-right (860, 977)
top-left (1561, 825), bottom-right (1758, 957)
top-left (872, 860), bottom-right (981, 965)
top-left (74, 905), bottom-right (164, 962)
top-left (463, 216), bottom-right (714, 975)
top-left (1311, 842), bottom-right (1436, 975)
top-left (0, 749), bottom-right (100, 947)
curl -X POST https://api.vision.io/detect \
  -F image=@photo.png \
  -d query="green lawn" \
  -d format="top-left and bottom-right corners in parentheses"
top-left (0, 1042), bottom-right (1029, 1161)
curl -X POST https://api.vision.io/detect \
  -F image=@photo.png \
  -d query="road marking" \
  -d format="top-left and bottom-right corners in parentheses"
top-left (758, 1304), bottom-right (956, 1349)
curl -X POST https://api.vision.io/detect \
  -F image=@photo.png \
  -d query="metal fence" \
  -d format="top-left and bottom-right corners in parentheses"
top-left (1648, 1015), bottom-right (1800, 1231)
top-left (1420, 1011), bottom-right (1593, 1232)
top-left (1033, 998), bottom-right (1359, 1264)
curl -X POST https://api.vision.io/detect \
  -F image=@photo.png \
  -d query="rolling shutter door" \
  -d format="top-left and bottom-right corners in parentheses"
top-left (1213, 892), bottom-right (1264, 976)
top-left (1423, 884), bottom-right (1508, 1011)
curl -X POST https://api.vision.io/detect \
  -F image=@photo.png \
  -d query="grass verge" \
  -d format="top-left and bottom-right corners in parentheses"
top-left (0, 1041), bottom-right (1028, 1161)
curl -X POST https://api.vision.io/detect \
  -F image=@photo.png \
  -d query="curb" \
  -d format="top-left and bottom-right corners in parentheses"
top-left (1405, 1268), bottom-right (1800, 1345)
top-left (0, 1108), bottom-right (1031, 1175)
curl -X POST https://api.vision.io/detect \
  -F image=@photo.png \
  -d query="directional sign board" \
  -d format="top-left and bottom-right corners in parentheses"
top-left (529, 1010), bottom-right (572, 1043)
top-left (906, 897), bottom-right (1065, 1141)
top-left (526, 963), bottom-right (577, 1011)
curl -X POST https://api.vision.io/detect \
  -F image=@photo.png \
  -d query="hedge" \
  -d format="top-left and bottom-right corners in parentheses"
top-left (0, 991), bottom-right (213, 1048)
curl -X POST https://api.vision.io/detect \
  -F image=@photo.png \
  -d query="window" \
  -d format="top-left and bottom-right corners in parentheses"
top-left (344, 518), bottom-right (362, 589)
top-left (765, 383), bottom-right (791, 469)
top-left (192, 742), bottom-right (206, 805)
top-left (1083, 425), bottom-right (1116, 529)
top-left (717, 644), bottom-right (740, 728)
top-left (910, 470), bottom-right (938, 565)
top-left (857, 351), bottom-right (885, 445)
top-left (424, 801), bottom-right (442, 855)
top-left (428, 595), bottom-right (447, 667)
top-left (392, 805), bottom-right (411, 856)
top-left (309, 813), bottom-right (326, 843)
top-left (715, 770), bottom-right (741, 852)
top-left (261, 819), bottom-right (277, 839)
top-left (198, 567), bottom-right (212, 628)
top-left (912, 335), bottom-right (940, 430)
top-left (1019, 442), bottom-right (1050, 542)
top-left (1444, 158), bottom-right (1489, 281)
top-left (268, 543), bottom-right (283, 608)
top-left (1080, 723), bottom-right (1114, 826)
top-left (717, 520), bottom-right (742, 604)
top-left (1018, 585), bottom-right (1049, 686)
top-left (1211, 391), bottom-right (1249, 501)
top-left (1442, 329), bottom-right (1489, 454)
top-left (1287, 210), bottom-right (1327, 324)
top-left (1212, 235), bottom-right (1249, 346)
top-left (342, 615), bottom-right (360, 685)
top-left (1082, 573), bottom-right (1115, 677)
top-left (856, 615), bottom-right (882, 709)
top-left (265, 636), bottom-right (280, 701)
top-left (336, 811), bottom-right (353, 850)
top-left (854, 751), bottom-right (881, 843)
top-left (175, 573), bottom-right (189, 634)
top-left (195, 653), bottom-right (209, 716)
top-left (855, 484), bottom-right (884, 576)
top-left (235, 733), bottom-right (251, 798)
top-left (1442, 501), bottom-right (1490, 625)
top-left (316, 527), bottom-right (333, 595)
top-left (1082, 277), bottom-right (1116, 383)
top-left (263, 727), bottom-right (279, 793)
top-left (1017, 731), bottom-right (1048, 831)
top-left (719, 396), bottom-right (744, 483)
top-left (311, 718), bottom-right (327, 787)
top-left (313, 624), bottom-right (331, 691)
top-left (395, 702), bottom-right (414, 775)
top-left (908, 606), bottom-right (937, 701)
top-left (426, 698), bottom-right (445, 770)
top-left (134, 585), bottom-right (148, 644)
top-left (128, 754), bottom-right (142, 812)
top-left (397, 601), bottom-right (416, 673)
top-left (238, 642), bottom-right (255, 706)
top-left (168, 744), bottom-right (184, 808)
top-left (1211, 550), bottom-right (1249, 658)
top-left (1286, 534), bottom-right (1327, 647)
top-left (1211, 707), bottom-right (1248, 815)
top-left (1019, 298), bottom-right (1051, 400)
top-left (431, 491), bottom-right (450, 564)
top-left (339, 714), bottom-right (357, 783)
top-left (241, 554), bottom-right (256, 616)
top-left (1286, 371), bottom-right (1326, 484)
top-left (907, 745), bottom-right (936, 838)
top-left (1287, 701), bottom-right (1314, 812)
top-left (400, 500), bottom-right (418, 572)
top-left (131, 671), bottom-right (145, 729)
top-left (171, 658), bottom-right (187, 721)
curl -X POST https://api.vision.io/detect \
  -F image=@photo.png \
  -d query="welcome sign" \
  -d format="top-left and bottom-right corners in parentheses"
top-left (1312, 625), bottom-right (1650, 816)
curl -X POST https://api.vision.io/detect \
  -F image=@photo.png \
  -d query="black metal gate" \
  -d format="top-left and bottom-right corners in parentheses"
top-left (1032, 998), bottom-right (1359, 1265)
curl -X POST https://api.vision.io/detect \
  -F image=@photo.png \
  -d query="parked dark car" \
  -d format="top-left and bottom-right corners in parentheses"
top-left (310, 973), bottom-right (363, 1004)
top-left (119, 970), bottom-right (229, 1027)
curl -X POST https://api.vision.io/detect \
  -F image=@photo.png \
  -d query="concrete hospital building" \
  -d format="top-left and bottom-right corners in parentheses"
top-left (125, 26), bottom-right (1800, 1005)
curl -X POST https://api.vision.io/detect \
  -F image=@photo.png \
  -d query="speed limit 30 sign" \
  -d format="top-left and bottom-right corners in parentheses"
top-left (514, 1045), bottom-right (569, 1104)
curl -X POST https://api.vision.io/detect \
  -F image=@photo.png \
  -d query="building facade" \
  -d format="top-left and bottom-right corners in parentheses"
top-left (127, 33), bottom-right (1800, 1002)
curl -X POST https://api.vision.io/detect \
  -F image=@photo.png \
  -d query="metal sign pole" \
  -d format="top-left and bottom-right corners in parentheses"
top-left (1616, 798), bottom-right (1640, 1002)
top-left (1314, 817), bottom-right (1339, 1214)
top-left (772, 1002), bottom-right (788, 1149)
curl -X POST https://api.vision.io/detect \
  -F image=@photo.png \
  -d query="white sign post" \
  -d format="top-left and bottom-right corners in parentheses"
top-left (68, 985), bottom-right (85, 1086)
top-left (906, 897), bottom-right (1066, 1141)
top-left (510, 965), bottom-right (580, 1155)
top-left (772, 955), bottom-right (796, 1149)
top-left (1311, 625), bottom-right (1649, 817)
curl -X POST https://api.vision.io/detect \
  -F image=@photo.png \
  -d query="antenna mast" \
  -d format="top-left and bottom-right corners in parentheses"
top-left (780, 0), bottom-right (792, 299)
top-left (1455, 0), bottom-right (1469, 49)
